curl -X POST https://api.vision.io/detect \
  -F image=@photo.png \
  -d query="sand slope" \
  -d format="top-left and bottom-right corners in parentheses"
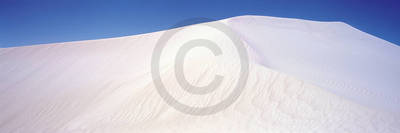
top-left (0, 15), bottom-right (399, 133)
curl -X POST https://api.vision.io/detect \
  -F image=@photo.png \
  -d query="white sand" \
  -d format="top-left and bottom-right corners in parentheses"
top-left (0, 15), bottom-right (399, 133)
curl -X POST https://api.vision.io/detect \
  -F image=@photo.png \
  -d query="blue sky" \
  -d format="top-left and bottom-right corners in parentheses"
top-left (0, 0), bottom-right (399, 47)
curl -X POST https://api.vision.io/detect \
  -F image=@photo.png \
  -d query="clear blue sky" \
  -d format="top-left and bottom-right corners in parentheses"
top-left (1, 0), bottom-right (399, 47)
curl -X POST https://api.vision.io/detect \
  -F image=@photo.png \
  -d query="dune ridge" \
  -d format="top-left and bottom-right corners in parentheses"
top-left (0, 15), bottom-right (399, 132)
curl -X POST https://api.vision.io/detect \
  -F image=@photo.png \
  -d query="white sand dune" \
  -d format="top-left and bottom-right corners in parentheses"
top-left (0, 15), bottom-right (399, 133)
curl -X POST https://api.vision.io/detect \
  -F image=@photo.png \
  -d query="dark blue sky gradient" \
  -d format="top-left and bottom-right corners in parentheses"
top-left (1, 0), bottom-right (399, 47)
